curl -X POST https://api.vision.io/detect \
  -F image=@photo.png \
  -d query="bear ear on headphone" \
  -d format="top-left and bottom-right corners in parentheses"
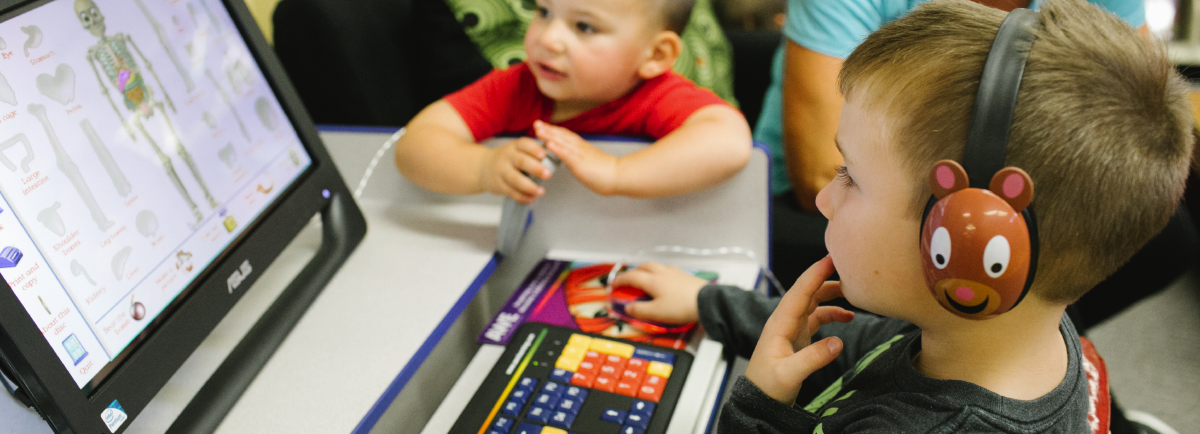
top-left (988, 167), bottom-right (1034, 212)
top-left (928, 160), bottom-right (969, 199)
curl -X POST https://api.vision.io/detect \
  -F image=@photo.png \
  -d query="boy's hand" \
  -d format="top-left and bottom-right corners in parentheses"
top-left (611, 262), bottom-right (706, 325)
top-left (535, 121), bottom-right (620, 196)
top-left (745, 256), bottom-right (854, 406)
top-left (479, 137), bottom-right (551, 204)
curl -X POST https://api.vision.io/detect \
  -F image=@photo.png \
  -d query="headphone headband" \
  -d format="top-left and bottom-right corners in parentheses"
top-left (962, 8), bottom-right (1039, 189)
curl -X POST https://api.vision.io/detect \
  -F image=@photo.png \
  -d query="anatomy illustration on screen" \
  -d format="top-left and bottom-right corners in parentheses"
top-left (77, 0), bottom-right (218, 225)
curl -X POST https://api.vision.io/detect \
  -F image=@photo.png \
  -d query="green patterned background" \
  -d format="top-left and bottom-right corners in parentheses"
top-left (442, 0), bottom-right (737, 105)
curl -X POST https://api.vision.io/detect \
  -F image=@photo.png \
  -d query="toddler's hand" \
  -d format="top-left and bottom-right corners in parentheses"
top-left (535, 121), bottom-right (619, 196)
top-left (744, 256), bottom-right (854, 406)
top-left (611, 262), bottom-right (706, 325)
top-left (479, 137), bottom-right (551, 204)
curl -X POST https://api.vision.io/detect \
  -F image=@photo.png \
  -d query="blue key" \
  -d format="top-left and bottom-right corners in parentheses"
top-left (620, 425), bottom-right (646, 434)
top-left (550, 368), bottom-right (573, 383)
top-left (492, 416), bottom-right (515, 432)
top-left (487, 430), bottom-right (506, 434)
top-left (630, 400), bottom-right (655, 417)
top-left (542, 381), bottom-right (564, 398)
top-left (510, 388), bottom-right (532, 404)
top-left (517, 377), bottom-right (539, 392)
top-left (601, 409), bottom-right (627, 424)
top-left (534, 392), bottom-right (560, 408)
top-left (501, 400), bottom-right (522, 417)
top-left (625, 413), bottom-right (649, 429)
top-left (514, 422), bottom-right (542, 434)
top-left (564, 386), bottom-right (588, 400)
top-left (526, 405), bottom-right (552, 423)
top-left (633, 347), bottom-right (675, 364)
top-left (557, 397), bottom-right (582, 415)
top-left (549, 410), bottom-right (576, 428)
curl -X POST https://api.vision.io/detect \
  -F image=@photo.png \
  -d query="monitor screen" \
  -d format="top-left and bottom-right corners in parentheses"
top-left (0, 0), bottom-right (312, 395)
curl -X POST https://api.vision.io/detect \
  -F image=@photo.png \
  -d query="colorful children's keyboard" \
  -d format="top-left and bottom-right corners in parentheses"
top-left (450, 323), bottom-right (693, 434)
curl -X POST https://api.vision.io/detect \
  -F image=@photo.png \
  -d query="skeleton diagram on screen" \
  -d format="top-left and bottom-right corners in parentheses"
top-left (76, 0), bottom-right (218, 225)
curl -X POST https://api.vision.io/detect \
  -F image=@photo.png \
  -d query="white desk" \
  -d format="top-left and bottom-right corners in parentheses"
top-left (1, 129), bottom-right (769, 434)
top-left (1, 128), bottom-right (504, 433)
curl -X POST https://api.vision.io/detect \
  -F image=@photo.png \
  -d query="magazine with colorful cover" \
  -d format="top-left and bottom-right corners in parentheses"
top-left (478, 259), bottom-right (717, 351)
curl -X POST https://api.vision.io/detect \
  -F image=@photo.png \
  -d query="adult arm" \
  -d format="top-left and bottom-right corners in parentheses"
top-left (781, 40), bottom-right (845, 212)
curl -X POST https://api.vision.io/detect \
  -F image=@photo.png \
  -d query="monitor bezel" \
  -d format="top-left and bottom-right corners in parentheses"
top-left (0, 0), bottom-right (367, 432)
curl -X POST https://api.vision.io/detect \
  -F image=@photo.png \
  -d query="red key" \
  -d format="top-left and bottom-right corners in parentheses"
top-left (638, 380), bottom-right (664, 403)
top-left (571, 371), bottom-right (594, 388)
top-left (601, 364), bottom-right (621, 376)
top-left (578, 360), bottom-right (600, 376)
top-left (593, 375), bottom-right (616, 393)
top-left (626, 358), bottom-right (648, 372)
top-left (604, 354), bottom-right (627, 368)
top-left (615, 380), bottom-right (639, 397)
top-left (644, 375), bottom-right (665, 388)
top-left (585, 350), bottom-right (602, 360)
top-left (621, 369), bottom-right (643, 383)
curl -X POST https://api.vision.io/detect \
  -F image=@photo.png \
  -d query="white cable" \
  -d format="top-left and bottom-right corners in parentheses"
top-left (605, 245), bottom-right (785, 295)
top-left (353, 127), bottom-right (405, 200)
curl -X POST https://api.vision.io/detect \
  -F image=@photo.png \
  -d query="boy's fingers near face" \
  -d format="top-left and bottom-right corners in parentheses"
top-left (796, 306), bottom-right (854, 351)
top-left (778, 336), bottom-right (844, 390)
top-left (766, 257), bottom-right (837, 341)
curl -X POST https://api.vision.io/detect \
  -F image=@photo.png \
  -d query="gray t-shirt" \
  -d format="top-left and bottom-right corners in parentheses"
top-left (697, 285), bottom-right (1089, 433)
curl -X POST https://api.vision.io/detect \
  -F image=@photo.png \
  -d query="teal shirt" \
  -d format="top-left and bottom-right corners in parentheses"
top-left (755, 0), bottom-right (1146, 196)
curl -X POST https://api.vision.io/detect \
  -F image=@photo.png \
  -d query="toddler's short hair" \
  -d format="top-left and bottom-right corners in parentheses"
top-left (653, 0), bottom-right (696, 34)
top-left (839, 0), bottom-right (1194, 302)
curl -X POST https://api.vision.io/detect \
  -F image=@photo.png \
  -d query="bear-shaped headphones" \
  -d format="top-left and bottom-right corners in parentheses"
top-left (919, 8), bottom-right (1041, 320)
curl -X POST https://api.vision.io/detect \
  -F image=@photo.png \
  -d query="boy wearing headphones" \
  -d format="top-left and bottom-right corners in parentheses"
top-left (613, 0), bottom-right (1194, 431)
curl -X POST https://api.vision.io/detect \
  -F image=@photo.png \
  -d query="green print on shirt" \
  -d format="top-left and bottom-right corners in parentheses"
top-left (802, 333), bottom-right (906, 433)
top-left (440, 0), bottom-right (736, 105)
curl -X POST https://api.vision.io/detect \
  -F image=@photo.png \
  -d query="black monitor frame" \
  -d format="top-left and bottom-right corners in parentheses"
top-left (0, 0), bottom-right (367, 432)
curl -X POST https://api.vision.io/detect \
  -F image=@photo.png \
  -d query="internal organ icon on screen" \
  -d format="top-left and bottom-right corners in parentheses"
top-left (112, 246), bottom-right (131, 280)
top-left (135, 210), bottom-right (158, 237)
top-left (77, 0), bottom-right (219, 224)
top-left (0, 72), bottom-right (16, 106)
top-left (0, 133), bottom-right (35, 173)
top-left (20, 25), bottom-right (41, 57)
top-left (30, 103), bottom-right (115, 231)
top-left (71, 259), bottom-right (96, 286)
top-left (36, 64), bottom-right (75, 105)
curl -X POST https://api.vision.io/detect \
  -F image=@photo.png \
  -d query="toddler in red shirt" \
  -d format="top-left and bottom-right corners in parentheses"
top-left (395, 0), bottom-right (752, 204)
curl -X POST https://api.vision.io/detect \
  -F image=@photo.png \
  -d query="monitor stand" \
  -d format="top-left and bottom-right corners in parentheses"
top-left (166, 192), bottom-right (362, 434)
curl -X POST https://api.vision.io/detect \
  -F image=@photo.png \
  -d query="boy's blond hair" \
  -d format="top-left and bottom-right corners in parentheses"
top-left (839, 0), bottom-right (1194, 302)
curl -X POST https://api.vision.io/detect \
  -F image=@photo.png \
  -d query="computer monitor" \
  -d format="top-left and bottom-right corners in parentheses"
top-left (0, 0), bottom-right (366, 432)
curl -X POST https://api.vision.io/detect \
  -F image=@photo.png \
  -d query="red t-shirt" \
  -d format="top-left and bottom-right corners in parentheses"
top-left (445, 63), bottom-right (728, 142)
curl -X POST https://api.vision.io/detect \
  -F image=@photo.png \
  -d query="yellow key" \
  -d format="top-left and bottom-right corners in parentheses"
top-left (566, 334), bottom-right (592, 351)
top-left (555, 355), bottom-right (583, 372)
top-left (647, 361), bottom-right (673, 378)
top-left (589, 339), bottom-right (635, 359)
top-left (542, 427), bottom-right (568, 434)
top-left (561, 346), bottom-right (586, 360)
